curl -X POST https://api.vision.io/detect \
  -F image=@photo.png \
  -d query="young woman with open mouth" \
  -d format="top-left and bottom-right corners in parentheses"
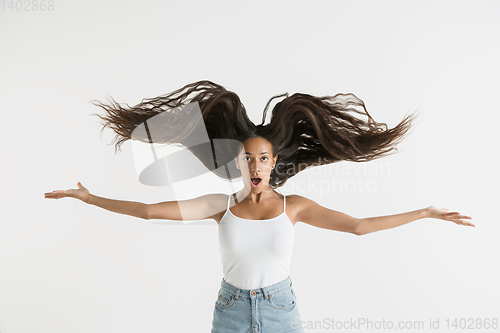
top-left (44, 80), bottom-right (474, 333)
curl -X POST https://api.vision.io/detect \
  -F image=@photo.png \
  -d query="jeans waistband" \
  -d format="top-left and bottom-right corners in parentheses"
top-left (220, 277), bottom-right (293, 300)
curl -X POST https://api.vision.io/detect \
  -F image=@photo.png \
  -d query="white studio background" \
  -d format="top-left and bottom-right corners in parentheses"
top-left (1, 0), bottom-right (499, 332)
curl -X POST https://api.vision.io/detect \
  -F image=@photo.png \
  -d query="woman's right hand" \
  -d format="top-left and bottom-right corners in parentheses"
top-left (44, 182), bottom-right (90, 203)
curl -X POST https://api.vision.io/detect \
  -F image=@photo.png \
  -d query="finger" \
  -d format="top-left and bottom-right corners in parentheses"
top-left (446, 212), bottom-right (472, 219)
top-left (445, 212), bottom-right (462, 219)
top-left (453, 219), bottom-right (475, 227)
top-left (44, 190), bottom-right (66, 199)
top-left (44, 190), bottom-right (58, 194)
top-left (452, 214), bottom-right (472, 220)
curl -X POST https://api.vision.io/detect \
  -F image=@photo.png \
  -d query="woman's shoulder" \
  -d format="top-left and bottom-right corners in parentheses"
top-left (284, 194), bottom-right (312, 219)
top-left (286, 194), bottom-right (310, 205)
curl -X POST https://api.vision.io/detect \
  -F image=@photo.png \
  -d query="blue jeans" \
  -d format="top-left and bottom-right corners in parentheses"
top-left (211, 276), bottom-right (304, 333)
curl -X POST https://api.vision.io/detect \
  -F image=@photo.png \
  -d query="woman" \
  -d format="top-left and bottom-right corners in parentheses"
top-left (44, 80), bottom-right (474, 333)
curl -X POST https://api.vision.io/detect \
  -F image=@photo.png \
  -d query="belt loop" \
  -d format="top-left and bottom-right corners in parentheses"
top-left (262, 286), bottom-right (270, 299)
top-left (235, 288), bottom-right (240, 300)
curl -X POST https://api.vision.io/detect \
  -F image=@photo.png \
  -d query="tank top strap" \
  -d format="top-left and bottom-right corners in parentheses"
top-left (227, 193), bottom-right (286, 213)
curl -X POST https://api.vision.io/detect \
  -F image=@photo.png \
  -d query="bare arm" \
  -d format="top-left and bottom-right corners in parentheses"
top-left (146, 193), bottom-right (224, 221)
top-left (356, 206), bottom-right (474, 235)
top-left (45, 182), bottom-right (223, 222)
top-left (355, 208), bottom-right (427, 235)
top-left (44, 182), bottom-right (148, 220)
top-left (87, 194), bottom-right (148, 220)
top-left (87, 194), bottom-right (217, 221)
top-left (295, 195), bottom-right (359, 235)
top-left (293, 195), bottom-right (474, 236)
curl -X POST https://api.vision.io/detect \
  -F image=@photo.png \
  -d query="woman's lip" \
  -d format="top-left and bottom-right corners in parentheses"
top-left (250, 177), bottom-right (262, 188)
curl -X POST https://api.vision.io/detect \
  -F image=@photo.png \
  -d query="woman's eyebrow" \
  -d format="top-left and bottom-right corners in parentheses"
top-left (245, 152), bottom-right (269, 155)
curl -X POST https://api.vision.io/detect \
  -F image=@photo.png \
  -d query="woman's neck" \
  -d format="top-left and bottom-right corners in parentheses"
top-left (236, 188), bottom-right (280, 204)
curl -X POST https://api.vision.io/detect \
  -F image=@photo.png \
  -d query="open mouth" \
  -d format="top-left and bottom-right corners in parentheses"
top-left (251, 177), bottom-right (262, 186)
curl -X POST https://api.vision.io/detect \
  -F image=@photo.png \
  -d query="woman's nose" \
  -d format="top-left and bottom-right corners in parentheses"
top-left (250, 161), bottom-right (260, 172)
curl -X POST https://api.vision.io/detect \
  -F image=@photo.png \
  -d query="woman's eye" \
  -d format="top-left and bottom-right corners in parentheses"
top-left (243, 156), bottom-right (269, 161)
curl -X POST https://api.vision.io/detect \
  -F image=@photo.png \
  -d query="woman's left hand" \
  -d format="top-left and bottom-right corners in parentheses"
top-left (425, 206), bottom-right (475, 227)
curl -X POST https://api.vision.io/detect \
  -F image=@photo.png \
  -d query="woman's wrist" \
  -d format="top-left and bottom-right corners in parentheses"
top-left (422, 207), bottom-right (430, 218)
top-left (84, 193), bottom-right (93, 204)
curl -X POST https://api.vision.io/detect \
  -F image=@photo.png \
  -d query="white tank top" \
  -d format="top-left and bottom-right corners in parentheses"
top-left (218, 194), bottom-right (295, 289)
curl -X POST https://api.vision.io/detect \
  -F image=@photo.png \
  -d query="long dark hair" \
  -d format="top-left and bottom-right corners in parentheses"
top-left (90, 80), bottom-right (419, 189)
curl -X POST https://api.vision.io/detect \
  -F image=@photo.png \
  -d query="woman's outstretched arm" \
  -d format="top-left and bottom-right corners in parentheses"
top-left (356, 206), bottom-right (474, 236)
top-left (86, 193), bottom-right (148, 220)
top-left (44, 182), bottom-right (148, 220)
top-left (44, 182), bottom-right (222, 221)
top-left (293, 195), bottom-right (474, 236)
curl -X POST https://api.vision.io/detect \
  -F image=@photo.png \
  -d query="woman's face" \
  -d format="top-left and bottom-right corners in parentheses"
top-left (235, 137), bottom-right (278, 192)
